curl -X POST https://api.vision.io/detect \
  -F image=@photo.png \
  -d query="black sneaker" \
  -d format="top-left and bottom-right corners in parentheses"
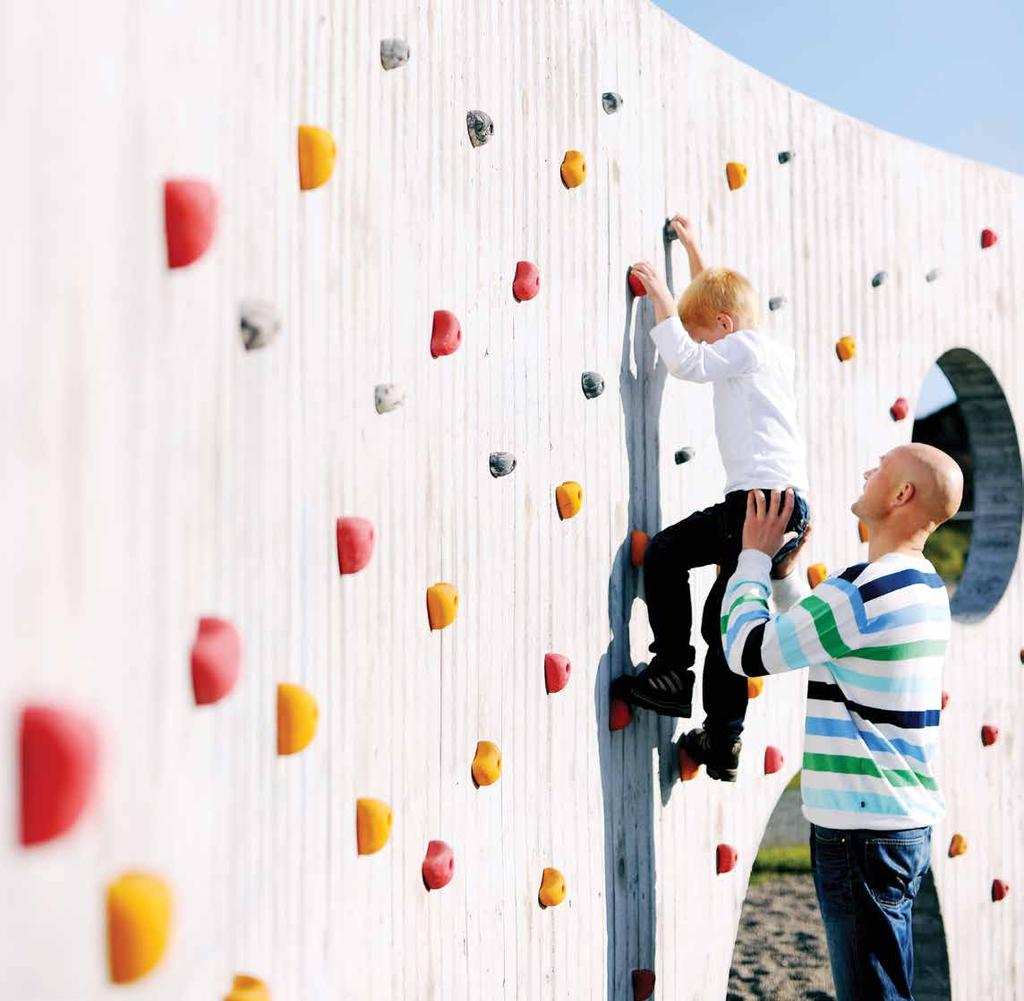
top-left (610, 657), bottom-right (694, 718)
top-left (683, 726), bottom-right (742, 783)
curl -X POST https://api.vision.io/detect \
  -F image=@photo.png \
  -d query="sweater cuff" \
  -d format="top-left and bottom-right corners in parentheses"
top-left (735, 549), bottom-right (772, 580)
top-left (770, 569), bottom-right (806, 613)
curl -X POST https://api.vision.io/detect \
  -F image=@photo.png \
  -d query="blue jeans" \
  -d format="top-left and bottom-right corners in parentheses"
top-left (811, 824), bottom-right (932, 1001)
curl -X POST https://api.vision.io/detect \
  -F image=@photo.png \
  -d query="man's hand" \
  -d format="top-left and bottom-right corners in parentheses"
top-left (629, 261), bottom-right (676, 323)
top-left (742, 489), bottom-right (799, 562)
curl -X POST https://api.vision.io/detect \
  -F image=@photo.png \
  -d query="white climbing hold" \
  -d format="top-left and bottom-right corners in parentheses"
top-left (240, 300), bottom-right (282, 351)
top-left (374, 383), bottom-right (406, 414)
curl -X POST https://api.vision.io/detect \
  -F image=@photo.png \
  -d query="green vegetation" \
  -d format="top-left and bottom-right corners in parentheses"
top-left (785, 769), bottom-right (802, 792)
top-left (749, 843), bottom-right (812, 885)
top-left (923, 521), bottom-right (971, 590)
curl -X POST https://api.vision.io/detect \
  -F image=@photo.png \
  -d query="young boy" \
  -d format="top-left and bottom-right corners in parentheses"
top-left (612, 215), bottom-right (810, 781)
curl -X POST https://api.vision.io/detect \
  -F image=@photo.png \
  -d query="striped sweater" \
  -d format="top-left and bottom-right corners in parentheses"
top-left (722, 549), bottom-right (948, 830)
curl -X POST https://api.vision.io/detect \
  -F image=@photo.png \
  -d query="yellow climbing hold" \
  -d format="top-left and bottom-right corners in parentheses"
top-left (538, 867), bottom-right (567, 907)
top-left (356, 797), bottom-right (393, 855)
top-left (747, 676), bottom-right (764, 699)
top-left (297, 125), bottom-right (336, 191)
top-left (560, 150), bottom-right (587, 189)
top-left (276, 683), bottom-right (319, 755)
top-left (426, 582), bottom-right (459, 630)
top-left (858, 520), bottom-right (869, 543)
top-left (835, 335), bottom-right (856, 362)
top-left (472, 740), bottom-right (502, 786)
top-left (948, 833), bottom-right (968, 858)
top-left (725, 161), bottom-right (748, 190)
top-left (106, 872), bottom-right (173, 984)
top-left (225, 974), bottom-right (271, 1001)
top-left (807, 563), bottom-right (828, 588)
top-left (555, 481), bottom-right (583, 520)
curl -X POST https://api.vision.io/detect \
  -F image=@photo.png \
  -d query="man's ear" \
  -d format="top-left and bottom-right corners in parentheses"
top-left (717, 312), bottom-right (735, 334)
top-left (893, 481), bottom-right (916, 507)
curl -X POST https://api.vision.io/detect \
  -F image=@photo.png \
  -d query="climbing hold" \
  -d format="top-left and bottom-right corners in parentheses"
top-left (380, 38), bottom-right (410, 70)
top-left (981, 228), bottom-right (998, 249)
top-left (941, 690), bottom-right (949, 710)
top-left (466, 110), bottom-right (494, 148)
top-left (538, 867), bottom-right (566, 907)
top-left (890, 397), bottom-right (909, 422)
top-left (981, 724), bottom-right (999, 747)
top-left (1020, 648), bottom-right (1024, 665)
top-left (807, 564), bottom-right (828, 588)
top-left (471, 741), bottom-right (502, 786)
top-left (747, 676), bottom-right (764, 699)
top-left (627, 267), bottom-right (647, 297)
top-left (356, 798), bottom-right (393, 855)
top-left (675, 446), bottom-right (696, 465)
top-left (630, 530), bottom-right (649, 568)
top-left (581, 372), bottom-right (605, 399)
top-left (992, 879), bottom-right (1010, 902)
top-left (164, 179), bottom-right (218, 269)
top-left (422, 840), bottom-right (455, 890)
top-left (835, 336), bottom-right (856, 362)
top-left (948, 833), bottom-right (968, 858)
top-left (276, 683), bottom-right (318, 755)
top-left (858, 520), bottom-right (869, 543)
top-left (239, 299), bottom-right (282, 351)
top-left (560, 150), bottom-right (587, 189)
top-left (489, 452), bottom-right (517, 478)
top-left (632, 969), bottom-right (656, 1000)
top-left (555, 481), bottom-right (583, 520)
top-left (513, 260), bottom-right (540, 302)
top-left (374, 383), bottom-right (406, 414)
top-left (725, 161), bottom-right (748, 190)
top-left (297, 125), bottom-right (336, 191)
top-left (678, 742), bottom-right (700, 781)
top-left (609, 698), bottom-right (633, 731)
top-left (601, 92), bottom-right (623, 114)
top-left (426, 583), bottom-right (459, 630)
top-left (191, 617), bottom-right (242, 706)
top-left (926, 267), bottom-right (942, 283)
top-left (716, 843), bottom-right (738, 874)
top-left (19, 704), bottom-right (99, 846)
top-left (430, 309), bottom-right (462, 358)
top-left (764, 746), bottom-right (784, 775)
top-left (545, 653), bottom-right (572, 694)
top-left (871, 271), bottom-right (888, 288)
top-left (777, 150), bottom-right (795, 164)
top-left (336, 516), bottom-right (375, 575)
top-left (107, 873), bottom-right (173, 984)
top-left (225, 975), bottom-right (270, 1001)
top-left (663, 218), bottom-right (679, 243)
top-left (768, 296), bottom-right (787, 311)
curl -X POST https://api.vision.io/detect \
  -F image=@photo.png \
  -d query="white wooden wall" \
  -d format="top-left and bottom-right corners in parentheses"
top-left (1, 1), bottom-right (1022, 999)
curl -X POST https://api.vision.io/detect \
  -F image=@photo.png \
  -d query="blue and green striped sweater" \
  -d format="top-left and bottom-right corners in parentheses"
top-left (723, 549), bottom-right (948, 830)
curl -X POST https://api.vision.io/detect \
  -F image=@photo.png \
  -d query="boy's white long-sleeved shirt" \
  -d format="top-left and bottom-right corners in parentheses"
top-left (649, 315), bottom-right (807, 493)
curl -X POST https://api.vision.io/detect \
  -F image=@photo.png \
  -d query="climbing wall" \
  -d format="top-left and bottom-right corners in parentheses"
top-left (2, 0), bottom-right (1022, 998)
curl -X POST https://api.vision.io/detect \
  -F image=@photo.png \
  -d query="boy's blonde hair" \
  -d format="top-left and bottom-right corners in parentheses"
top-left (678, 266), bottom-right (760, 330)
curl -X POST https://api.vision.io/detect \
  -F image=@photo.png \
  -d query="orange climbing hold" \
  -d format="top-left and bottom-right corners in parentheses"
top-left (764, 746), bottom-right (784, 775)
top-left (276, 683), bottom-right (318, 755)
top-left (992, 879), bottom-right (1009, 902)
top-left (164, 179), bottom-right (218, 269)
top-left (107, 873), bottom-right (173, 984)
top-left (835, 336), bottom-right (856, 362)
top-left (981, 228), bottom-right (998, 249)
top-left (948, 833), bottom-right (968, 858)
top-left (426, 582), bottom-right (459, 630)
top-left (632, 969), bottom-right (656, 1000)
top-left (716, 843), bottom-right (738, 874)
top-left (807, 563), bottom-right (828, 588)
top-left (225, 974), bottom-right (271, 1001)
top-left (356, 798), bottom-right (393, 855)
top-left (297, 125), bottom-right (336, 190)
top-left (430, 309), bottom-right (462, 358)
top-left (725, 161), bottom-right (748, 190)
top-left (545, 652), bottom-right (572, 694)
top-left (513, 260), bottom-right (541, 302)
top-left (981, 724), bottom-right (999, 747)
top-left (631, 530), bottom-right (649, 567)
top-left (609, 697), bottom-right (633, 731)
top-left (560, 150), bottom-right (586, 188)
top-left (471, 740), bottom-right (502, 786)
top-left (336, 516), bottom-right (375, 575)
top-left (538, 867), bottom-right (566, 907)
top-left (747, 676), bottom-right (765, 699)
top-left (678, 742), bottom-right (701, 781)
top-left (858, 520), bottom-right (869, 543)
top-left (555, 481), bottom-right (583, 520)
top-left (890, 397), bottom-right (909, 422)
top-left (191, 617), bottom-right (242, 706)
top-left (941, 690), bottom-right (949, 710)
top-left (422, 840), bottom-right (455, 890)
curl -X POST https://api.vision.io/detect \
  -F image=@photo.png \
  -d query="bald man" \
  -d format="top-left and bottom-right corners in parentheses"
top-left (690, 444), bottom-right (962, 1001)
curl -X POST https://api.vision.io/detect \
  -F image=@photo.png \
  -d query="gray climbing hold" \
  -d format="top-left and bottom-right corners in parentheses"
top-left (778, 150), bottom-right (795, 164)
top-left (602, 92), bottom-right (623, 114)
top-left (466, 110), bottom-right (494, 148)
top-left (380, 38), bottom-right (410, 70)
top-left (581, 371), bottom-right (605, 399)
top-left (374, 383), bottom-right (406, 414)
top-left (239, 299), bottom-right (282, 351)
top-left (926, 268), bottom-right (942, 283)
top-left (674, 447), bottom-right (695, 465)
top-left (663, 218), bottom-right (678, 243)
top-left (489, 452), bottom-right (516, 478)
top-left (768, 296), bottom-right (787, 312)
top-left (871, 271), bottom-right (888, 288)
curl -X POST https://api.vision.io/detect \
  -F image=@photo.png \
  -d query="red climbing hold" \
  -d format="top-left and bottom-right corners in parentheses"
top-left (716, 843), bottom-right (738, 875)
top-left (632, 969), bottom-right (656, 1000)
top-left (545, 653), bottom-right (571, 694)
top-left (981, 228), bottom-right (998, 249)
top-left (941, 690), bottom-right (949, 710)
top-left (609, 698), bottom-right (633, 731)
top-left (336, 517), bottom-right (375, 575)
top-left (764, 746), bottom-right (784, 775)
top-left (421, 840), bottom-right (455, 890)
top-left (20, 705), bottom-right (100, 846)
top-left (630, 530), bottom-right (649, 568)
top-left (992, 879), bottom-right (1010, 902)
top-left (981, 724), bottom-right (999, 747)
top-left (513, 261), bottom-right (540, 302)
top-left (627, 267), bottom-right (647, 297)
top-left (890, 397), bottom-right (909, 422)
top-left (430, 310), bottom-right (462, 358)
top-left (191, 617), bottom-right (242, 706)
top-left (164, 179), bottom-right (218, 269)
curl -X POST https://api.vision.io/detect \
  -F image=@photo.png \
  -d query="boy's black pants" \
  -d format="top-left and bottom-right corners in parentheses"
top-left (643, 488), bottom-right (809, 741)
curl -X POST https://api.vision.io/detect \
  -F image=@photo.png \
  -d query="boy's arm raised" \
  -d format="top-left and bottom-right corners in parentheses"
top-left (668, 215), bottom-right (705, 279)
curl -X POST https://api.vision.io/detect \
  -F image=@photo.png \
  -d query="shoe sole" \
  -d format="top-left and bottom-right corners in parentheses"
top-left (610, 685), bottom-right (692, 718)
top-left (683, 732), bottom-right (740, 782)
